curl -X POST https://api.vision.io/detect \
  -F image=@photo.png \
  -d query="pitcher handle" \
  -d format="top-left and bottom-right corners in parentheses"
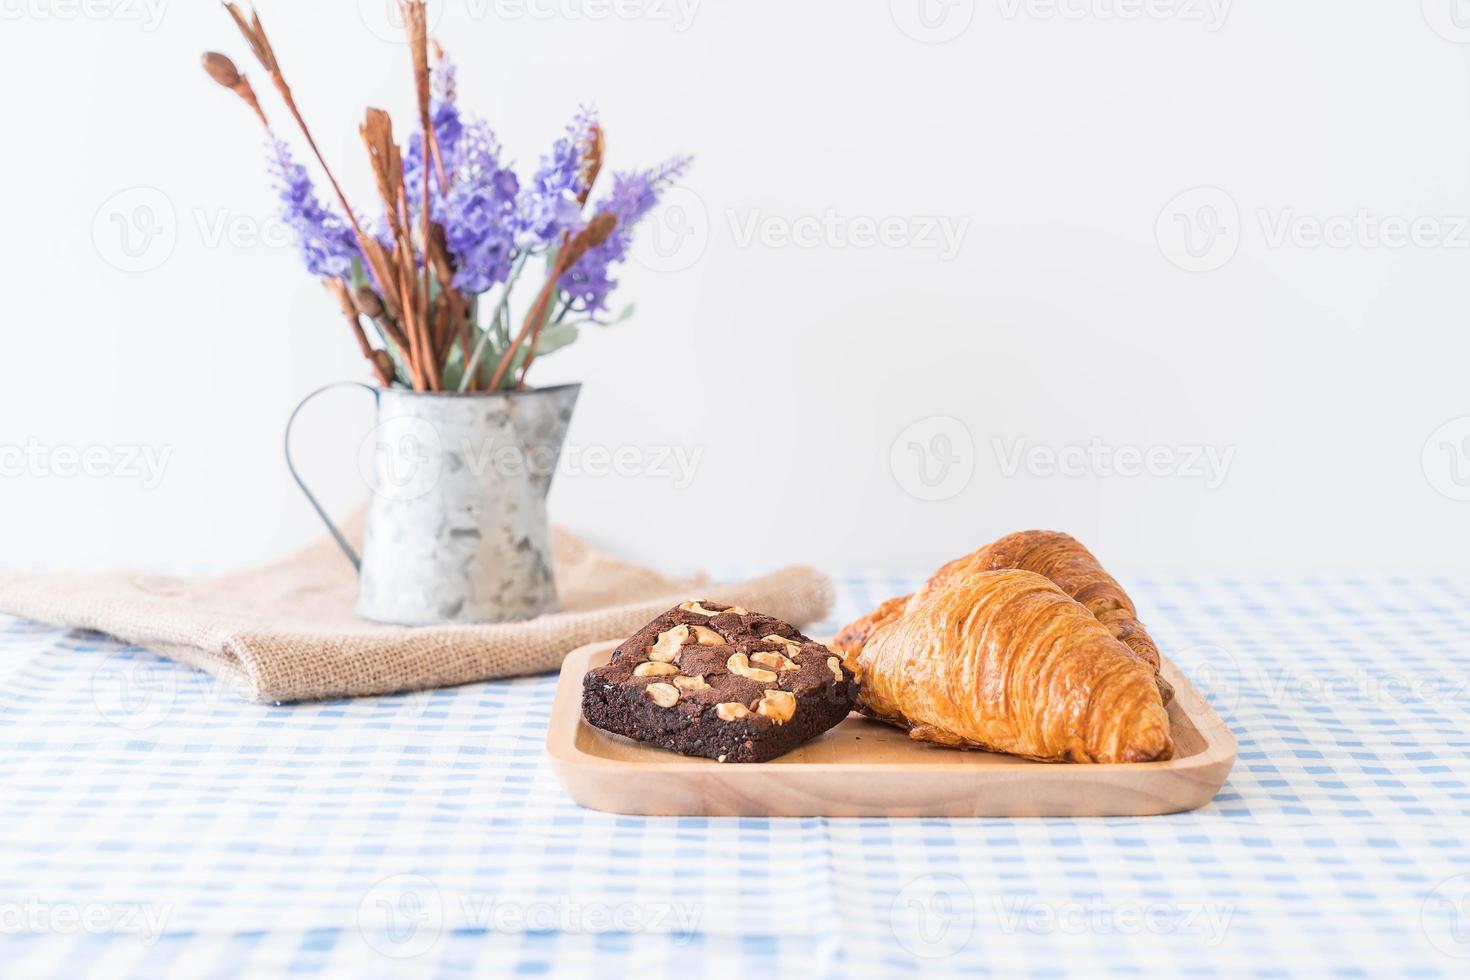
top-left (283, 381), bottom-right (380, 572)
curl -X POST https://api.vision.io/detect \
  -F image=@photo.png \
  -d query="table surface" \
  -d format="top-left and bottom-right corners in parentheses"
top-left (2, 573), bottom-right (1468, 978)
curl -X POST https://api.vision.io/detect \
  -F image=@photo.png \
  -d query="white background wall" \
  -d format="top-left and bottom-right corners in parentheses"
top-left (2, 0), bottom-right (1468, 577)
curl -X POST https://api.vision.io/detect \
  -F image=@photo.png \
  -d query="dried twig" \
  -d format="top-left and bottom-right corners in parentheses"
top-left (353, 286), bottom-right (411, 353)
top-left (491, 212), bottom-right (617, 391)
top-left (402, 1), bottom-right (437, 389)
top-left (201, 46), bottom-right (397, 387)
top-left (213, 5), bottom-right (617, 393)
top-left (578, 124), bottom-right (604, 207)
top-left (327, 281), bottom-right (394, 386)
top-left (361, 107), bottom-right (436, 390)
top-left (200, 52), bottom-right (269, 128)
top-left (222, 4), bottom-right (406, 346)
top-left (426, 39), bottom-right (451, 188)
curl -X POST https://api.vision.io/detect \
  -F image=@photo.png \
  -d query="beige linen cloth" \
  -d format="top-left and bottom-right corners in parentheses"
top-left (0, 527), bottom-right (833, 704)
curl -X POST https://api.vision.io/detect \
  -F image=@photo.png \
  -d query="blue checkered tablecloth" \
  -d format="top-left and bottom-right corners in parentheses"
top-left (2, 574), bottom-right (1469, 978)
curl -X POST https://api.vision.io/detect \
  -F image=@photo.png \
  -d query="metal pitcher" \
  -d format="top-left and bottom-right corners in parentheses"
top-left (285, 383), bottom-right (579, 626)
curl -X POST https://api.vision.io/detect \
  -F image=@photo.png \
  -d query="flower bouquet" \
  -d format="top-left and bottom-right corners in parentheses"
top-left (202, 2), bottom-right (688, 393)
top-left (201, 3), bottom-right (691, 625)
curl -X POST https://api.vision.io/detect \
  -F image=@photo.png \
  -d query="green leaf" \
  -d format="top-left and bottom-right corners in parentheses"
top-left (533, 321), bottom-right (580, 357)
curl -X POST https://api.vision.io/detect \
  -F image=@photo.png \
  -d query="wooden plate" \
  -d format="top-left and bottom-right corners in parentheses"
top-left (546, 640), bottom-right (1237, 817)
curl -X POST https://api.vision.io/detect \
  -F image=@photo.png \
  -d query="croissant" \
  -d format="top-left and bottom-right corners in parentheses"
top-left (835, 530), bottom-right (1171, 702)
top-left (850, 568), bottom-right (1173, 763)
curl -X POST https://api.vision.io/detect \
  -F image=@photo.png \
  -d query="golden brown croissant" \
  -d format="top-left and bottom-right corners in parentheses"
top-left (834, 530), bottom-right (1171, 702)
top-left (852, 569), bottom-right (1173, 763)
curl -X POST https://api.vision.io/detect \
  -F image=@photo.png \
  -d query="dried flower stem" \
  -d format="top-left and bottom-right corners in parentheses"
top-left (489, 212), bottom-right (617, 391)
top-left (360, 106), bottom-right (438, 390)
top-left (578, 124), bottom-right (604, 207)
top-left (426, 40), bottom-right (451, 190)
top-left (200, 44), bottom-right (397, 386)
top-left (509, 123), bottom-right (607, 389)
top-left (222, 4), bottom-right (425, 392)
top-left (402, 1), bottom-right (437, 389)
top-left (223, 8), bottom-right (369, 256)
top-left (353, 286), bottom-right (412, 357)
top-left (457, 255), bottom-right (526, 392)
top-left (201, 52), bottom-right (269, 129)
top-left (328, 280), bottom-right (394, 386)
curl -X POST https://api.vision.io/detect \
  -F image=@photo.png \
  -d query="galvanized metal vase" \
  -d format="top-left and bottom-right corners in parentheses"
top-left (285, 383), bottom-right (579, 626)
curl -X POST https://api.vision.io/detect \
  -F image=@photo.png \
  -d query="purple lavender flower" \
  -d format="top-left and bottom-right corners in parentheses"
top-left (431, 50), bottom-right (457, 106)
top-left (402, 100), bottom-right (465, 227)
top-left (267, 138), bottom-right (359, 280)
top-left (559, 155), bottom-right (691, 314)
top-left (514, 107), bottom-right (598, 249)
top-left (442, 119), bottom-right (521, 293)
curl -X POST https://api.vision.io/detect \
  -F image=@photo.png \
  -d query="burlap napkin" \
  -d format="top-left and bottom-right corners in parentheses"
top-left (0, 527), bottom-right (833, 704)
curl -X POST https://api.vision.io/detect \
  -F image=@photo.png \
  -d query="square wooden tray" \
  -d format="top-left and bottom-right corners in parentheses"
top-left (546, 640), bottom-right (1237, 817)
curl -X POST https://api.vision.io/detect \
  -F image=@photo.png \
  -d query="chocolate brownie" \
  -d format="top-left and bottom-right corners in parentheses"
top-left (581, 600), bottom-right (858, 763)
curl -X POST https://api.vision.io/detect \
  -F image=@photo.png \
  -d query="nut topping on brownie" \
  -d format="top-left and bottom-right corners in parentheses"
top-left (581, 600), bottom-right (858, 763)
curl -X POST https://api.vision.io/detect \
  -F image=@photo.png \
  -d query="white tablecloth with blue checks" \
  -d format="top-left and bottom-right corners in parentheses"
top-left (2, 573), bottom-right (1468, 978)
